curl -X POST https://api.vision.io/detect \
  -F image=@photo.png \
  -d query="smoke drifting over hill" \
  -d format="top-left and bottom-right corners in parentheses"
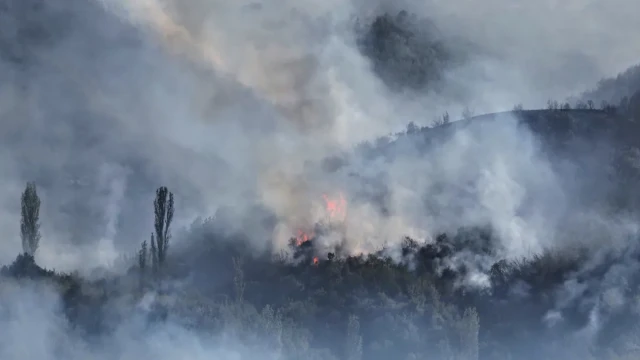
top-left (3, 1), bottom-right (640, 358)
top-left (1, 0), bottom-right (639, 270)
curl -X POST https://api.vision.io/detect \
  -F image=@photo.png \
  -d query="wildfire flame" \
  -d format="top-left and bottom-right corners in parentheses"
top-left (293, 192), bottom-right (347, 266)
top-left (296, 230), bottom-right (314, 246)
top-left (323, 192), bottom-right (347, 221)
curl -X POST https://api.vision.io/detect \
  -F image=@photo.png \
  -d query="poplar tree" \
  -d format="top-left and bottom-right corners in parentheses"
top-left (20, 182), bottom-right (41, 256)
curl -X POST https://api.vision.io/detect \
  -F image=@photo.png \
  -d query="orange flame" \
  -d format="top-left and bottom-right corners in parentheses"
top-left (293, 192), bottom-right (346, 249)
top-left (322, 192), bottom-right (347, 220)
top-left (312, 257), bottom-right (319, 265)
top-left (296, 230), bottom-right (314, 246)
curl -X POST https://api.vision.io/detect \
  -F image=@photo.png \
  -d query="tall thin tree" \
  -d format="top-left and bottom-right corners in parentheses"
top-left (151, 186), bottom-right (174, 270)
top-left (138, 240), bottom-right (148, 271)
top-left (150, 233), bottom-right (158, 273)
top-left (20, 182), bottom-right (41, 256)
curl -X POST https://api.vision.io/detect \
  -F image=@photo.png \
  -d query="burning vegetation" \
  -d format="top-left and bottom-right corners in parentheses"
top-left (291, 192), bottom-right (349, 265)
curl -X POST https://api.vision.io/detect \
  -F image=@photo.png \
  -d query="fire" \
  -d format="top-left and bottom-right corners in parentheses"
top-left (292, 192), bottom-right (347, 250)
top-left (322, 192), bottom-right (347, 221)
top-left (312, 257), bottom-right (319, 265)
top-left (296, 230), bottom-right (314, 246)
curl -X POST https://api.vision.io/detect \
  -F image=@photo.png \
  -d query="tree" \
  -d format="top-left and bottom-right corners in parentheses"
top-left (150, 233), bottom-right (158, 273)
top-left (150, 186), bottom-right (174, 272)
top-left (346, 314), bottom-right (363, 360)
top-left (233, 257), bottom-right (245, 304)
top-left (619, 96), bottom-right (629, 114)
top-left (442, 111), bottom-right (450, 124)
top-left (432, 112), bottom-right (450, 127)
top-left (138, 240), bottom-right (148, 289)
top-left (587, 100), bottom-right (595, 110)
top-left (20, 182), bottom-right (41, 256)
top-left (512, 103), bottom-right (524, 111)
top-left (457, 307), bottom-right (480, 360)
top-left (406, 121), bottom-right (419, 134)
top-left (462, 106), bottom-right (474, 120)
top-left (138, 240), bottom-right (148, 271)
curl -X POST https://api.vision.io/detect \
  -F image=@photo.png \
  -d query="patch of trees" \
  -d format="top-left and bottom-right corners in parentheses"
top-left (354, 10), bottom-right (459, 92)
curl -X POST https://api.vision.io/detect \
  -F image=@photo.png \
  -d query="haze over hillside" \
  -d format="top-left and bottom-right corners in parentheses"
top-left (2, 0), bottom-right (640, 359)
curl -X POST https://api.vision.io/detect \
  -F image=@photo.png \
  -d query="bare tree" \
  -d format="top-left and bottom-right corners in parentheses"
top-left (512, 103), bottom-right (524, 111)
top-left (150, 186), bottom-right (174, 272)
top-left (587, 100), bottom-right (594, 110)
top-left (20, 182), bottom-right (41, 256)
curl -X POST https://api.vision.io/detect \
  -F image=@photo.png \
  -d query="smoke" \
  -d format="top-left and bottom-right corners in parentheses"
top-left (0, 0), bottom-right (639, 276)
top-left (0, 278), bottom-right (282, 359)
top-left (3, 2), bottom-right (640, 359)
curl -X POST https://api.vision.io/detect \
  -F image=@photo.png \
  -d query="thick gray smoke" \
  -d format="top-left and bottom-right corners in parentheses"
top-left (0, 0), bottom-right (638, 275)
top-left (0, 279), bottom-right (282, 359)
top-left (3, 1), bottom-right (640, 359)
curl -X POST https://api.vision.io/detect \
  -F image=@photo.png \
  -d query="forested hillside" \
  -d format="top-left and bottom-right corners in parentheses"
top-left (5, 108), bottom-right (640, 360)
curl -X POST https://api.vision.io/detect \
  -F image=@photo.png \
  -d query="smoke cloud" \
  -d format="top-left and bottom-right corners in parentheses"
top-left (3, 1), bottom-right (640, 358)
top-left (0, 0), bottom-right (638, 277)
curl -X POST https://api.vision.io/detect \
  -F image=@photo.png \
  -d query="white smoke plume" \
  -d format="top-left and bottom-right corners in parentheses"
top-left (0, 0), bottom-right (638, 275)
top-left (0, 279), bottom-right (282, 359)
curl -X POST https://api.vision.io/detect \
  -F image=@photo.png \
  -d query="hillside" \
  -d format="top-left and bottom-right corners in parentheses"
top-left (5, 108), bottom-right (640, 360)
top-left (3, 1), bottom-right (640, 359)
top-left (579, 64), bottom-right (640, 107)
